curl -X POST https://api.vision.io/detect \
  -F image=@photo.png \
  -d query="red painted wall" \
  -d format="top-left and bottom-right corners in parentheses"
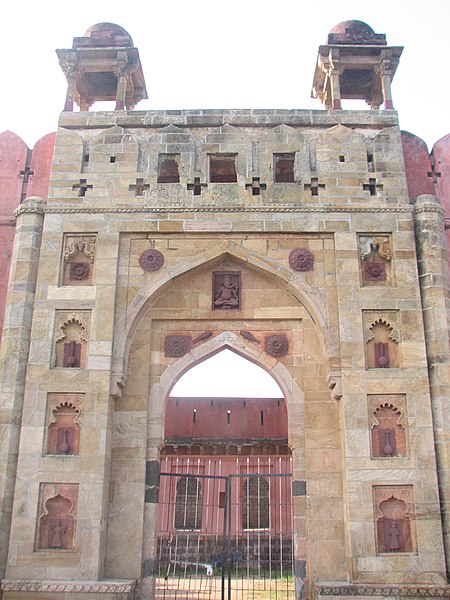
top-left (0, 131), bottom-right (54, 341)
top-left (166, 397), bottom-right (288, 440)
top-left (401, 131), bottom-right (434, 200)
top-left (432, 134), bottom-right (450, 217)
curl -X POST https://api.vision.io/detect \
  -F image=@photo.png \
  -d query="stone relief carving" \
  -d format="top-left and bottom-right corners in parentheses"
top-left (36, 484), bottom-right (78, 551)
top-left (213, 272), bottom-right (241, 310)
top-left (192, 331), bottom-right (213, 344)
top-left (54, 311), bottom-right (90, 369)
top-left (139, 248), bottom-right (165, 272)
top-left (240, 330), bottom-right (261, 344)
top-left (47, 393), bottom-right (82, 456)
top-left (359, 234), bottom-right (392, 285)
top-left (264, 334), bottom-right (289, 357)
top-left (363, 311), bottom-right (400, 344)
top-left (363, 311), bottom-right (400, 369)
top-left (62, 234), bottom-right (96, 285)
top-left (164, 335), bottom-right (192, 358)
top-left (369, 395), bottom-right (407, 458)
top-left (373, 485), bottom-right (415, 554)
top-left (63, 235), bottom-right (96, 263)
top-left (289, 248), bottom-right (314, 272)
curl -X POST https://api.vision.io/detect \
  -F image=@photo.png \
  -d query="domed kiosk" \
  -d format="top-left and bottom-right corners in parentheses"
top-left (311, 20), bottom-right (403, 109)
top-left (57, 22), bottom-right (147, 111)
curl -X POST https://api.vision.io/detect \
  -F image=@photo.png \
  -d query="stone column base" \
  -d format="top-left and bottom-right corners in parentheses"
top-left (315, 583), bottom-right (450, 600)
top-left (1, 579), bottom-right (136, 600)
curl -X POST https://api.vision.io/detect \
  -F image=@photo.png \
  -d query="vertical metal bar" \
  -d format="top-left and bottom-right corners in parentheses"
top-left (221, 475), bottom-right (230, 600)
top-left (227, 475), bottom-right (232, 600)
top-left (279, 457), bottom-right (283, 580)
top-left (268, 457), bottom-right (272, 599)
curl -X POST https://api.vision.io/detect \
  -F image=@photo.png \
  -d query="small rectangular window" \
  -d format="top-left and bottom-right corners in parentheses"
top-left (157, 154), bottom-right (180, 183)
top-left (274, 153), bottom-right (295, 183)
top-left (209, 154), bottom-right (237, 183)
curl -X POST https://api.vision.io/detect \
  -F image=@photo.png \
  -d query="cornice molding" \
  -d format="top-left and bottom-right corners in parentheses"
top-left (41, 204), bottom-right (412, 215)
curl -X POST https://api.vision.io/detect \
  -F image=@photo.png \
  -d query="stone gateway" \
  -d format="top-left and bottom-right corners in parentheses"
top-left (0, 19), bottom-right (449, 600)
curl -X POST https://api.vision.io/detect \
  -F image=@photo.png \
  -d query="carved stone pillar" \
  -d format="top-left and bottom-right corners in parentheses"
top-left (59, 53), bottom-right (78, 112)
top-left (413, 194), bottom-right (450, 579)
top-left (0, 197), bottom-right (44, 577)
top-left (114, 51), bottom-right (128, 111)
top-left (379, 50), bottom-right (394, 109)
top-left (329, 49), bottom-right (342, 109)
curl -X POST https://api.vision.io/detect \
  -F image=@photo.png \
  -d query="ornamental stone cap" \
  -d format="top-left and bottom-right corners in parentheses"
top-left (327, 20), bottom-right (387, 46)
top-left (73, 23), bottom-right (134, 49)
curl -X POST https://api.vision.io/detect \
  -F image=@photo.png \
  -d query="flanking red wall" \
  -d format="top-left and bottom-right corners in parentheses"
top-left (0, 131), bottom-right (55, 340)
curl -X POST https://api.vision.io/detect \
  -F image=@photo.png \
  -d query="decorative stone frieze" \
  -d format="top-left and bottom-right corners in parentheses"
top-left (1, 580), bottom-right (136, 593)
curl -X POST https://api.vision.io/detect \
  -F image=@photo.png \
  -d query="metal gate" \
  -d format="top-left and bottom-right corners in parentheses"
top-left (156, 456), bottom-right (294, 599)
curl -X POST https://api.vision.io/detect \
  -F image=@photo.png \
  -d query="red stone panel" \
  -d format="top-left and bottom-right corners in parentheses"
top-left (401, 131), bottom-right (434, 200)
top-left (432, 133), bottom-right (450, 217)
top-left (27, 132), bottom-right (56, 198)
top-left (165, 397), bottom-right (288, 440)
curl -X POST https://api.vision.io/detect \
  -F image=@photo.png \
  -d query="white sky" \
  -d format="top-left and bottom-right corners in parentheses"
top-left (1, 0), bottom-right (449, 149)
top-left (171, 349), bottom-right (283, 397)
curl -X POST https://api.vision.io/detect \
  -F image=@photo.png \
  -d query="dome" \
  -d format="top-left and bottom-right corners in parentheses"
top-left (327, 20), bottom-right (386, 46)
top-left (329, 20), bottom-right (375, 36)
top-left (75, 22), bottom-right (133, 48)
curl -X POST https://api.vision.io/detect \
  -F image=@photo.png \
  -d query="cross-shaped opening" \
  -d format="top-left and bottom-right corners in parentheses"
top-left (129, 178), bottom-right (150, 197)
top-left (187, 177), bottom-right (207, 196)
top-left (363, 178), bottom-right (383, 196)
top-left (304, 177), bottom-right (325, 196)
top-left (245, 177), bottom-right (267, 196)
top-left (427, 165), bottom-right (442, 184)
top-left (72, 179), bottom-right (93, 197)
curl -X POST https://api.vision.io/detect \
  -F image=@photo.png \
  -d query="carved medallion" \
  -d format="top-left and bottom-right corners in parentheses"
top-left (213, 272), bottom-right (241, 310)
top-left (165, 335), bottom-right (192, 358)
top-left (289, 248), bottom-right (314, 272)
top-left (364, 262), bottom-right (386, 281)
top-left (139, 249), bottom-right (164, 272)
top-left (264, 334), bottom-right (289, 357)
top-left (69, 262), bottom-right (90, 281)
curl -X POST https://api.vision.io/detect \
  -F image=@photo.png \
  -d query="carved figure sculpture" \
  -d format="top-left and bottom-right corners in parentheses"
top-left (214, 274), bottom-right (240, 309)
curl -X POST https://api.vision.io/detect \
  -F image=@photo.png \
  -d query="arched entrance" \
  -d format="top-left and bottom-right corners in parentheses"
top-left (106, 252), bottom-right (344, 600)
top-left (156, 350), bottom-right (294, 599)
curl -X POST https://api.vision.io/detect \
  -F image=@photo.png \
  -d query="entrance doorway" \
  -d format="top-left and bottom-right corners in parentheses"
top-left (155, 351), bottom-right (295, 599)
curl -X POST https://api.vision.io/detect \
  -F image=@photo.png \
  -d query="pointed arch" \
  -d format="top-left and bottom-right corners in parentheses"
top-left (111, 242), bottom-right (334, 397)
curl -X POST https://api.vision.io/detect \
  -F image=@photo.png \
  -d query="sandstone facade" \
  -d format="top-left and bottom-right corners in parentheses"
top-left (0, 19), bottom-right (449, 600)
